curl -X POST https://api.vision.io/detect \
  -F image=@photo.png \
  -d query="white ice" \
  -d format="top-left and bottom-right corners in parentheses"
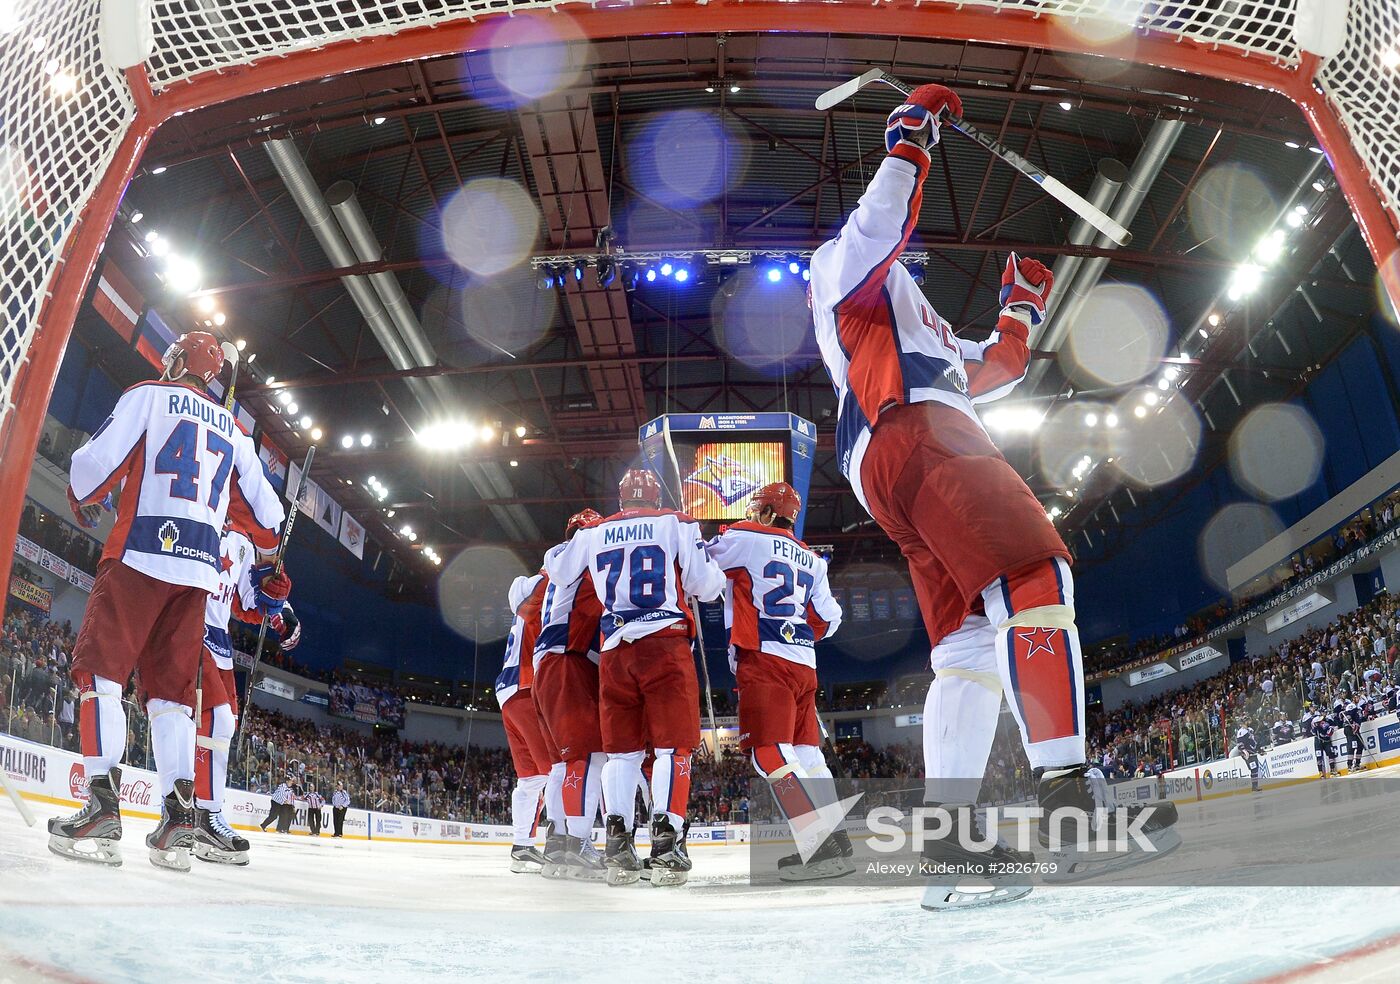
top-left (2, 797), bottom-right (1399, 983)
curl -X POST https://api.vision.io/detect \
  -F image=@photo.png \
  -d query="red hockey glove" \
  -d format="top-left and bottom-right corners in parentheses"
top-left (999, 252), bottom-right (1054, 327)
top-left (66, 488), bottom-right (110, 530)
top-left (272, 605), bottom-right (301, 651)
top-left (885, 84), bottom-right (963, 159)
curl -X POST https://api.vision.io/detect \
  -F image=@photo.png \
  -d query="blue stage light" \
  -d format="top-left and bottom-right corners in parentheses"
top-left (802, 268), bottom-right (811, 282)
top-left (674, 268), bottom-right (690, 283)
top-left (788, 260), bottom-right (800, 275)
top-left (660, 261), bottom-right (673, 277)
top-left (645, 268), bottom-right (658, 282)
top-left (766, 268), bottom-right (782, 283)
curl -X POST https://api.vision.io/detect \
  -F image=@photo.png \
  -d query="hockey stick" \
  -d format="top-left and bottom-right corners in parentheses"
top-left (659, 418), bottom-right (723, 762)
top-left (194, 342), bottom-right (242, 744)
top-left (232, 444), bottom-right (315, 762)
top-left (0, 772), bottom-right (36, 827)
top-left (816, 68), bottom-right (1133, 247)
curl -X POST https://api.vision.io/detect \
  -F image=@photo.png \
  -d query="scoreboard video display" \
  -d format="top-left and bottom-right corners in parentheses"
top-left (638, 413), bottom-right (817, 537)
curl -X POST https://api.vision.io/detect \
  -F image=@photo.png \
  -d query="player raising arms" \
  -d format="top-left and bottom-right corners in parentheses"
top-left (530, 508), bottom-right (609, 881)
top-left (545, 470), bottom-right (725, 886)
top-left (192, 517), bottom-right (297, 865)
top-left (49, 332), bottom-right (285, 870)
top-left (808, 83), bottom-right (1178, 902)
top-left (706, 483), bottom-right (849, 882)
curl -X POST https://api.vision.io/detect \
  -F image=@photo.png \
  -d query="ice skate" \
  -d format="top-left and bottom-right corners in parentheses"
top-left (779, 828), bottom-right (857, 884)
top-left (646, 814), bottom-right (691, 887)
top-left (1038, 767), bottom-right (1181, 883)
top-left (193, 808), bottom-right (250, 866)
top-left (146, 779), bottom-right (195, 873)
top-left (562, 835), bottom-right (607, 881)
top-left (918, 804), bottom-right (1034, 910)
top-left (47, 767), bottom-right (123, 867)
top-left (510, 844), bottom-right (547, 873)
top-left (539, 822), bottom-right (569, 879)
top-left (604, 814), bottom-right (643, 886)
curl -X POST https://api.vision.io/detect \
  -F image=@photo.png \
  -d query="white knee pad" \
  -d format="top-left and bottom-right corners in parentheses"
top-left (147, 699), bottom-right (195, 797)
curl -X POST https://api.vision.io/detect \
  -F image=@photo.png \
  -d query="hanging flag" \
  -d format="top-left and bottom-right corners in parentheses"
top-left (92, 260), bottom-right (143, 341)
top-left (287, 461), bottom-right (342, 540)
top-left (258, 437), bottom-right (289, 492)
top-left (135, 309), bottom-right (177, 370)
top-left (339, 511), bottom-right (366, 560)
top-left (235, 402), bottom-right (256, 436)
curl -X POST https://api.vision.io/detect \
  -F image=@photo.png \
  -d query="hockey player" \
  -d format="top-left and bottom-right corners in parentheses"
top-left (192, 518), bottom-right (299, 865)
top-left (530, 509), bottom-right (609, 881)
top-left (1234, 726), bottom-right (1261, 792)
top-left (1342, 700), bottom-right (1366, 773)
top-left (496, 572), bottom-right (553, 875)
top-left (808, 83), bottom-right (1178, 898)
top-left (1313, 709), bottom-right (1341, 778)
top-left (49, 332), bottom-right (285, 870)
top-left (544, 470), bottom-right (726, 886)
top-left (705, 482), bottom-right (851, 882)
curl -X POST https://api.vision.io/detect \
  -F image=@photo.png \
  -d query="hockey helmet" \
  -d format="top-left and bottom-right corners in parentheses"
top-left (748, 481), bottom-right (802, 522)
top-left (162, 331), bottom-right (224, 385)
top-left (618, 469), bottom-right (662, 509)
top-left (566, 508), bottom-right (603, 538)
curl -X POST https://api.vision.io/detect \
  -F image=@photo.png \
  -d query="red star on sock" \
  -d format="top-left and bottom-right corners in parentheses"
top-left (675, 757), bottom-right (691, 778)
top-left (1017, 626), bottom-right (1058, 660)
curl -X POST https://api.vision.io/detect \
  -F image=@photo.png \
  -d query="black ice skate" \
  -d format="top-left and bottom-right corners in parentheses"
top-left (562, 835), bottom-right (607, 881)
top-left (539, 821), bottom-right (569, 879)
top-left (193, 808), bottom-right (250, 866)
top-left (779, 828), bottom-right (857, 884)
top-left (509, 844), bottom-right (546, 873)
top-left (604, 813), bottom-right (643, 886)
top-left (47, 767), bottom-right (123, 867)
top-left (1037, 766), bottom-right (1180, 883)
top-left (146, 779), bottom-right (195, 873)
top-left (646, 814), bottom-right (691, 887)
top-left (918, 803), bottom-right (1034, 911)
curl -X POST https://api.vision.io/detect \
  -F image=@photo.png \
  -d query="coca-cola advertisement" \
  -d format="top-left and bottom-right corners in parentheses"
top-left (68, 762), bottom-right (153, 808)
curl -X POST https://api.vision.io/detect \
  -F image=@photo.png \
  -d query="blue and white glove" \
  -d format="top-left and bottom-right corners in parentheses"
top-left (253, 563), bottom-right (291, 617)
top-left (884, 83), bottom-right (964, 158)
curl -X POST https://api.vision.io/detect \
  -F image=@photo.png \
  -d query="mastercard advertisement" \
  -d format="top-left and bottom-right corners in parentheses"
top-left (678, 441), bottom-right (786, 520)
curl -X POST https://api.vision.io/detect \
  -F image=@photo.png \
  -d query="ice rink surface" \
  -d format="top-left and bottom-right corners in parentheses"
top-left (3, 796), bottom-right (1400, 984)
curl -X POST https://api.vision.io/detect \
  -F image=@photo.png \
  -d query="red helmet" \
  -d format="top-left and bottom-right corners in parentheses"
top-left (749, 482), bottom-right (801, 522)
top-left (162, 331), bottom-right (224, 385)
top-left (566, 508), bottom-right (603, 538)
top-left (618, 469), bottom-right (662, 509)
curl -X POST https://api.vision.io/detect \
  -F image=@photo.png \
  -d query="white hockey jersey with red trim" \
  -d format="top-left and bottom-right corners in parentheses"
top-left (706, 521), bottom-right (842, 670)
top-left (69, 380), bottom-right (284, 593)
top-left (544, 508), bottom-right (726, 651)
top-left (808, 149), bottom-right (1033, 512)
top-left (204, 526), bottom-right (260, 671)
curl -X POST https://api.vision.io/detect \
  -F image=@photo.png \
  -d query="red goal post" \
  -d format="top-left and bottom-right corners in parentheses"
top-left (1, 0), bottom-right (1397, 598)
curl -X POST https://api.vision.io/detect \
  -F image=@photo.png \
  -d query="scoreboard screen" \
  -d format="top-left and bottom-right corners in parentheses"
top-left (672, 439), bottom-right (786, 521)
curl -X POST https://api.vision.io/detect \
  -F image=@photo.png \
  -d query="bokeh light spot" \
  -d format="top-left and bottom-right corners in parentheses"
top-left (484, 12), bottom-right (590, 106)
top-left (626, 111), bottom-right (745, 210)
top-left (441, 178), bottom-right (540, 277)
top-left (1189, 163), bottom-right (1277, 259)
top-left (712, 267), bottom-right (820, 375)
top-left (438, 545), bottom-right (530, 643)
top-left (1062, 284), bottom-right (1168, 388)
top-left (1108, 390), bottom-right (1201, 489)
top-left (1198, 503), bottom-right (1285, 595)
top-left (1229, 403), bottom-right (1324, 502)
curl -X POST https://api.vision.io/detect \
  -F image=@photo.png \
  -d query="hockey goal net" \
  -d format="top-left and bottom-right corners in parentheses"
top-left (0, 0), bottom-right (1396, 566)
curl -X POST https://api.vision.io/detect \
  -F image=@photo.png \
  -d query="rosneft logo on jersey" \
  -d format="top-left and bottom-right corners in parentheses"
top-left (158, 521), bottom-right (180, 552)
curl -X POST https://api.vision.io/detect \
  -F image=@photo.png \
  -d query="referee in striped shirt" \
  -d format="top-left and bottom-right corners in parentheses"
top-left (306, 787), bottom-right (325, 837)
top-left (331, 785), bottom-right (350, 838)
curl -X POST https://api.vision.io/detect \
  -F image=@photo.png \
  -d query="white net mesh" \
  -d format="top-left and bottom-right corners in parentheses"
top-left (0, 0), bottom-right (1396, 458)
top-left (1320, 0), bottom-right (1400, 222)
top-left (0, 0), bottom-right (134, 427)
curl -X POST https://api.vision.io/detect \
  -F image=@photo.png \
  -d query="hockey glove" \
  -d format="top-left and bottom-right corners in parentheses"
top-left (999, 252), bottom-right (1054, 327)
top-left (884, 83), bottom-right (963, 158)
top-left (272, 605), bottom-right (301, 651)
top-left (66, 488), bottom-right (111, 530)
top-left (253, 564), bottom-right (292, 616)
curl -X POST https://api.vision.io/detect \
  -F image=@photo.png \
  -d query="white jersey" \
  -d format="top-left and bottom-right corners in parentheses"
top-left (204, 526), bottom-right (259, 671)
top-left (271, 782), bottom-right (293, 805)
top-left (69, 380), bottom-right (284, 592)
top-left (706, 521), bottom-right (842, 670)
top-left (809, 152), bottom-right (1031, 512)
top-left (544, 508), bottom-right (725, 651)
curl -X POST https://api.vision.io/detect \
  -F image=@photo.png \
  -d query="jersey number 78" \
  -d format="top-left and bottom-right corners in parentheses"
top-left (597, 545), bottom-right (668, 609)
